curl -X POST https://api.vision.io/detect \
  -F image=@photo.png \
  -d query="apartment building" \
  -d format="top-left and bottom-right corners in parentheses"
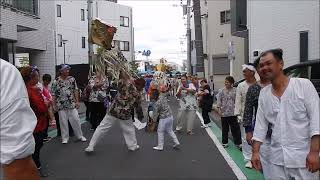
top-left (193, 0), bottom-right (246, 89)
top-left (0, 0), bottom-right (56, 76)
top-left (92, 0), bottom-right (134, 61)
top-left (1, 0), bottom-right (134, 80)
top-left (231, 0), bottom-right (320, 67)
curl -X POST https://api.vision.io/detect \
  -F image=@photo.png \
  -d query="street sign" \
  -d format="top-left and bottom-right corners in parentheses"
top-left (142, 50), bottom-right (151, 56)
top-left (228, 41), bottom-right (235, 61)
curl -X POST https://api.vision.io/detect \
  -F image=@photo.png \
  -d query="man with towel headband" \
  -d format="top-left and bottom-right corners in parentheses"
top-left (234, 63), bottom-right (257, 168)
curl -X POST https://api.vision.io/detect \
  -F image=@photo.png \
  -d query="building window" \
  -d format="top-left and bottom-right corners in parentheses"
top-left (220, 10), bottom-right (230, 24)
top-left (299, 31), bottom-right (308, 62)
top-left (81, 9), bottom-right (85, 21)
top-left (58, 34), bottom-right (62, 47)
top-left (119, 41), bottom-right (129, 51)
top-left (124, 41), bottom-right (129, 51)
top-left (57, 4), bottom-right (61, 17)
top-left (120, 16), bottom-right (129, 27)
top-left (113, 40), bottom-right (120, 48)
top-left (81, 37), bottom-right (86, 48)
top-left (212, 55), bottom-right (230, 75)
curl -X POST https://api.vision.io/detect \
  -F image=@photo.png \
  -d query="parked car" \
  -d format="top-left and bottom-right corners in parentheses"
top-left (233, 59), bottom-right (320, 96)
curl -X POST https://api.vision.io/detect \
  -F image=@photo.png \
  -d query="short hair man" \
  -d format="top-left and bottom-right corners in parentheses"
top-left (51, 64), bottom-right (87, 144)
top-left (242, 57), bottom-right (272, 178)
top-left (234, 63), bottom-right (257, 168)
top-left (251, 49), bottom-right (320, 179)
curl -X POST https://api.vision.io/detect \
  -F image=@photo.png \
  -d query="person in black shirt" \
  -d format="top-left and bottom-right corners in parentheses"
top-left (198, 79), bottom-right (214, 128)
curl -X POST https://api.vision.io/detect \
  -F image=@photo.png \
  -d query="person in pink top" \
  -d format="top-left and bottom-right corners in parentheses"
top-left (41, 74), bottom-right (56, 141)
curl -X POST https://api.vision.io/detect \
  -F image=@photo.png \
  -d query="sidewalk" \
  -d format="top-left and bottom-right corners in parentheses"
top-left (207, 104), bottom-right (264, 180)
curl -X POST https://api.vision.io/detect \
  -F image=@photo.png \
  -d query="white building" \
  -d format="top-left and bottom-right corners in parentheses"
top-left (0, 0), bottom-right (56, 77)
top-left (232, 0), bottom-right (319, 67)
top-left (192, 0), bottom-right (246, 89)
top-left (1, 0), bottom-right (134, 80)
top-left (93, 0), bottom-right (134, 61)
top-left (55, 1), bottom-right (88, 65)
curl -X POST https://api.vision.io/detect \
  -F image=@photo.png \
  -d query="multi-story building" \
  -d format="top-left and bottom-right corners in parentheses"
top-left (55, 1), bottom-right (88, 66)
top-left (0, 0), bottom-right (56, 76)
top-left (1, 0), bottom-right (134, 81)
top-left (231, 0), bottom-right (320, 67)
top-left (192, 0), bottom-right (246, 89)
top-left (92, 0), bottom-right (134, 61)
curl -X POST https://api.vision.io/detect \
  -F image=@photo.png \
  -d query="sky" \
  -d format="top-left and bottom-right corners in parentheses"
top-left (119, 0), bottom-right (187, 65)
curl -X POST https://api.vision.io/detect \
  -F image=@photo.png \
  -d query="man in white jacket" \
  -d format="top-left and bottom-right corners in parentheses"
top-left (252, 49), bottom-right (320, 179)
top-left (234, 63), bottom-right (256, 168)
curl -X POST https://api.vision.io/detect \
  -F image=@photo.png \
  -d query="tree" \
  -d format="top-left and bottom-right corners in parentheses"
top-left (129, 60), bottom-right (139, 75)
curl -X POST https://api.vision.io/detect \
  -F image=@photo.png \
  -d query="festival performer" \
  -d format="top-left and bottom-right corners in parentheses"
top-left (175, 75), bottom-right (198, 135)
top-left (85, 71), bottom-right (143, 153)
top-left (152, 86), bottom-right (180, 151)
top-left (51, 64), bottom-right (86, 144)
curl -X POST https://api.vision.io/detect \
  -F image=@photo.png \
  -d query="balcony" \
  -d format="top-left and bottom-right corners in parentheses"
top-left (1, 0), bottom-right (39, 17)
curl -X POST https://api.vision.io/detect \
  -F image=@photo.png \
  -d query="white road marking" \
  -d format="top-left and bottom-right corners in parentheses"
top-left (196, 111), bottom-right (247, 180)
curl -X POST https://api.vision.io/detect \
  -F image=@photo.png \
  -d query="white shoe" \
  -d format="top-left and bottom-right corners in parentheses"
top-left (222, 143), bottom-right (229, 148)
top-left (62, 140), bottom-right (68, 144)
top-left (201, 124), bottom-right (209, 128)
top-left (245, 161), bottom-right (253, 169)
top-left (85, 146), bottom-right (94, 153)
top-left (80, 136), bottom-right (87, 142)
top-left (173, 143), bottom-right (180, 150)
top-left (129, 145), bottom-right (140, 151)
top-left (153, 146), bottom-right (163, 151)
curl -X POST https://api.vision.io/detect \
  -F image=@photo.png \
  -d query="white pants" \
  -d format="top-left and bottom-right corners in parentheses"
top-left (58, 109), bottom-right (84, 142)
top-left (157, 116), bottom-right (180, 148)
top-left (260, 139), bottom-right (271, 179)
top-left (88, 114), bottom-right (138, 150)
top-left (176, 110), bottom-right (196, 131)
top-left (269, 164), bottom-right (319, 180)
top-left (240, 124), bottom-right (252, 162)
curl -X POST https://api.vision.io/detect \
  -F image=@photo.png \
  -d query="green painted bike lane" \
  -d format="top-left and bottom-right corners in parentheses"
top-left (209, 120), bottom-right (264, 180)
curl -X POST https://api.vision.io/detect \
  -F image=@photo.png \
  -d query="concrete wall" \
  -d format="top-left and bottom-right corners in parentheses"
top-left (247, 0), bottom-right (320, 67)
top-left (55, 0), bottom-right (88, 65)
top-left (0, 6), bottom-right (40, 41)
top-left (93, 1), bottom-right (134, 61)
top-left (204, 0), bottom-right (245, 90)
top-left (0, 2), bottom-right (56, 78)
top-left (29, 0), bottom-right (57, 78)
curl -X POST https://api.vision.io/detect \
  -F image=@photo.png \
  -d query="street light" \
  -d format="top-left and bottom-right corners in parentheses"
top-left (62, 39), bottom-right (68, 64)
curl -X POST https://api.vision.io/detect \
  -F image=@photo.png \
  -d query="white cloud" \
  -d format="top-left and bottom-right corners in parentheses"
top-left (119, 0), bottom-right (187, 65)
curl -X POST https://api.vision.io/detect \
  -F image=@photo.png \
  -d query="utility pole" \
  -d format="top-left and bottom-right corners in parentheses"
top-left (186, 0), bottom-right (192, 75)
top-left (88, 0), bottom-right (94, 72)
top-left (192, 0), bottom-right (205, 77)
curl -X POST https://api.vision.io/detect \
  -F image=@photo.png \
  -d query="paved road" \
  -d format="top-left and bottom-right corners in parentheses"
top-left (41, 97), bottom-right (237, 179)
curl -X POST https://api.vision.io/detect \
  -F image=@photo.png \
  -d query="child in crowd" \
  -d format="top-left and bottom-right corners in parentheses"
top-left (152, 86), bottom-right (180, 151)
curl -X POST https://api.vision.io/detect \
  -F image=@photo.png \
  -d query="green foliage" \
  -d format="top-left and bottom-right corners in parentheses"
top-left (129, 60), bottom-right (139, 75)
